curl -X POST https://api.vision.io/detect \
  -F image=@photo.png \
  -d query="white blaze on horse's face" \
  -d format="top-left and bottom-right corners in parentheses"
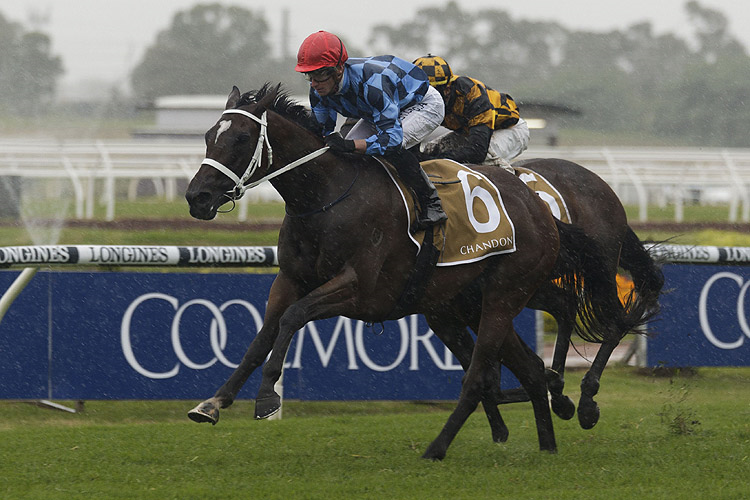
top-left (215, 120), bottom-right (232, 144)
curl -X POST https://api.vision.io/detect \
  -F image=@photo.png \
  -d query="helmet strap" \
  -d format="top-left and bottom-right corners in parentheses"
top-left (335, 36), bottom-right (344, 66)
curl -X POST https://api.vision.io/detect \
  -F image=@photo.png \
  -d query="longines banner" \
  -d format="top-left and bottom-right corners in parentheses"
top-left (648, 264), bottom-right (750, 367)
top-left (0, 271), bottom-right (534, 400)
top-left (0, 245), bottom-right (278, 268)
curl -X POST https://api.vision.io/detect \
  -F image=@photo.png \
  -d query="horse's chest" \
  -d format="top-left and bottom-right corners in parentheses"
top-left (279, 241), bottom-right (348, 281)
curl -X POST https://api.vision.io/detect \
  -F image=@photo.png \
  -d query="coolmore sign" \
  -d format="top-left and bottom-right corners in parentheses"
top-left (648, 264), bottom-right (750, 367)
top-left (0, 271), bottom-right (534, 400)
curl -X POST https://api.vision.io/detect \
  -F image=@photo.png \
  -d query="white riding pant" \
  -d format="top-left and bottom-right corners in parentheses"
top-left (486, 118), bottom-right (529, 163)
top-left (344, 85), bottom-right (445, 149)
top-left (422, 117), bottom-right (530, 165)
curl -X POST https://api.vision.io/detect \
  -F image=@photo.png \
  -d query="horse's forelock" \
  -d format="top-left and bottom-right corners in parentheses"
top-left (237, 92), bottom-right (255, 107)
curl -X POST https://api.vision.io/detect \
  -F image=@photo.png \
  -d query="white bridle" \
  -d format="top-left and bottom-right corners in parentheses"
top-left (200, 108), bottom-right (329, 200)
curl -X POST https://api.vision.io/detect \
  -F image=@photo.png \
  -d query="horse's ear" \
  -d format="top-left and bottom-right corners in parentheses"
top-left (225, 86), bottom-right (241, 109)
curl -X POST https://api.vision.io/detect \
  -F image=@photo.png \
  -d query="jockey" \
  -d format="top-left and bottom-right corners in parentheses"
top-left (413, 55), bottom-right (529, 171)
top-left (295, 31), bottom-right (447, 231)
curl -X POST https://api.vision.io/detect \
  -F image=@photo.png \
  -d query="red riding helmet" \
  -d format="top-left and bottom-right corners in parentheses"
top-left (295, 31), bottom-right (348, 73)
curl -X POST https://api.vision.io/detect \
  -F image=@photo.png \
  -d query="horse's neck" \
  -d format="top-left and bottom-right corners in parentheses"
top-left (266, 114), bottom-right (354, 214)
top-left (270, 156), bottom-right (344, 212)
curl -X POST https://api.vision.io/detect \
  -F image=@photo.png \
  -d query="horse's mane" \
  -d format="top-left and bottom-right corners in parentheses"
top-left (235, 83), bottom-right (321, 135)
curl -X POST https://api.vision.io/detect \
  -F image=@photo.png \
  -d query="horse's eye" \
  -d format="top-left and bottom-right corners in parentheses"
top-left (236, 134), bottom-right (251, 144)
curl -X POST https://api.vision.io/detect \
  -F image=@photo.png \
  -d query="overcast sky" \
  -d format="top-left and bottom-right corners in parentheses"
top-left (1, 0), bottom-right (747, 93)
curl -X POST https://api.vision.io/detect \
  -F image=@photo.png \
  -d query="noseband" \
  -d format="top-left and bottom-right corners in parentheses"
top-left (200, 108), bottom-right (328, 201)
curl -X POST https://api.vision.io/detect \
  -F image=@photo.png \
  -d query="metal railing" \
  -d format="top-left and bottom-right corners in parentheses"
top-left (2, 138), bottom-right (750, 222)
top-left (524, 146), bottom-right (750, 222)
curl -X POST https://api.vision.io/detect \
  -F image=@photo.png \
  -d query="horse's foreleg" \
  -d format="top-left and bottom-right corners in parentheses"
top-left (254, 266), bottom-right (359, 420)
top-left (546, 316), bottom-right (576, 421)
top-left (188, 273), bottom-right (300, 425)
top-left (528, 284), bottom-right (576, 421)
top-left (578, 340), bottom-right (618, 429)
top-left (482, 364), bottom-right (510, 443)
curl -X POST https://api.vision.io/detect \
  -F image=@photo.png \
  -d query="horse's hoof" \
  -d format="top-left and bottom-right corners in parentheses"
top-left (421, 443), bottom-right (446, 461)
top-left (577, 400), bottom-right (600, 429)
top-left (188, 401), bottom-right (219, 425)
top-left (254, 394), bottom-right (281, 420)
top-left (551, 395), bottom-right (576, 420)
top-left (492, 427), bottom-right (509, 444)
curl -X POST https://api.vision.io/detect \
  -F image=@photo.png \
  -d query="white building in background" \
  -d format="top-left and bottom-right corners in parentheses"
top-left (132, 94), bottom-right (311, 140)
top-left (132, 95), bottom-right (229, 140)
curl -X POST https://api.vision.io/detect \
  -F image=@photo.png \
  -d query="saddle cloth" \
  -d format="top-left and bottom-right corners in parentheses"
top-left (378, 158), bottom-right (516, 266)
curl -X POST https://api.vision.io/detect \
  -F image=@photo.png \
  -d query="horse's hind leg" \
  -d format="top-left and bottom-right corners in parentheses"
top-left (426, 311), bottom-right (510, 444)
top-left (546, 318), bottom-right (577, 420)
top-left (574, 226), bottom-right (663, 430)
top-left (422, 281), bottom-right (554, 461)
top-left (422, 319), bottom-right (507, 461)
top-left (500, 328), bottom-right (557, 452)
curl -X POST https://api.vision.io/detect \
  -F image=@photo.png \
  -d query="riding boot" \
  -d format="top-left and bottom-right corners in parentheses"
top-left (386, 148), bottom-right (448, 232)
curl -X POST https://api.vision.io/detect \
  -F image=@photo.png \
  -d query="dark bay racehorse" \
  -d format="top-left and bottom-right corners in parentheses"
top-left (424, 129), bottom-right (663, 430)
top-left (433, 159), bottom-right (664, 438)
top-left (517, 159), bottom-right (664, 428)
top-left (184, 84), bottom-right (626, 459)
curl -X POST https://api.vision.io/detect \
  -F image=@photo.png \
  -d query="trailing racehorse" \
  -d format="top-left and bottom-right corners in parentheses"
top-left (429, 158), bottom-right (664, 438)
top-left (184, 84), bottom-right (627, 459)
top-left (516, 159), bottom-right (664, 429)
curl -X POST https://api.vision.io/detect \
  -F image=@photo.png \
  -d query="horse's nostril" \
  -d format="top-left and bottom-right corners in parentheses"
top-left (186, 191), bottom-right (212, 207)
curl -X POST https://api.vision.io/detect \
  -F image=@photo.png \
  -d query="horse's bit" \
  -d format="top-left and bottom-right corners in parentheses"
top-left (200, 108), bottom-right (329, 201)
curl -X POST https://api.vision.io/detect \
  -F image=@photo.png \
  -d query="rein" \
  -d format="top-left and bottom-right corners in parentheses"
top-left (200, 108), bottom-right (329, 201)
top-left (285, 164), bottom-right (360, 218)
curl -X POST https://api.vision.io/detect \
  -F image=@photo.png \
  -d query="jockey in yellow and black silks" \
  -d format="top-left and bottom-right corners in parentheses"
top-left (413, 55), bottom-right (529, 169)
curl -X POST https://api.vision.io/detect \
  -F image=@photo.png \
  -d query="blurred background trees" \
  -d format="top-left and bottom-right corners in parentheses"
top-left (130, 4), bottom-right (270, 100)
top-left (0, 11), bottom-right (63, 115)
top-left (0, 1), bottom-right (747, 146)
top-left (368, 1), bottom-right (749, 146)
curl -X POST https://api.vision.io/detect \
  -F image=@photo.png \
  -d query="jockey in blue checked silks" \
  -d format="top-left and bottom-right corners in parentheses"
top-left (295, 30), bottom-right (447, 231)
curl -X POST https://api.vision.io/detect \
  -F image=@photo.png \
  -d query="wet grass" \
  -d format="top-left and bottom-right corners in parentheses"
top-left (624, 203), bottom-right (742, 224)
top-left (0, 367), bottom-right (748, 499)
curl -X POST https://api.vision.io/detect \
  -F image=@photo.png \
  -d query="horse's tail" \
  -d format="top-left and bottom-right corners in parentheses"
top-left (553, 219), bottom-right (631, 343)
top-left (617, 226), bottom-right (665, 335)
